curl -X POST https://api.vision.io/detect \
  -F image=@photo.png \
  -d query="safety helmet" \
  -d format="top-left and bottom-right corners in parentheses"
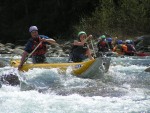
top-left (106, 38), bottom-right (112, 42)
top-left (130, 40), bottom-right (133, 44)
top-left (78, 31), bottom-right (86, 37)
top-left (125, 40), bottom-right (131, 44)
top-left (99, 35), bottom-right (106, 39)
top-left (117, 40), bottom-right (123, 44)
top-left (29, 26), bottom-right (38, 33)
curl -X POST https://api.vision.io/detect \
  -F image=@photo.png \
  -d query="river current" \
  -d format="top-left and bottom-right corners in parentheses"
top-left (0, 55), bottom-right (150, 113)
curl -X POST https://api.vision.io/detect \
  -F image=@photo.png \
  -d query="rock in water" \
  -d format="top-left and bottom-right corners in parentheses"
top-left (0, 74), bottom-right (20, 86)
top-left (0, 82), bottom-right (2, 88)
top-left (0, 61), bottom-right (5, 67)
top-left (145, 67), bottom-right (150, 72)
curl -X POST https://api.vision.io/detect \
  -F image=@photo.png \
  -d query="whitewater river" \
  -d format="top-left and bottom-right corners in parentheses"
top-left (0, 55), bottom-right (150, 113)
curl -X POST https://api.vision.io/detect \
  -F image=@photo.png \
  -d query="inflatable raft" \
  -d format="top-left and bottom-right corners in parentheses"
top-left (10, 57), bottom-right (110, 79)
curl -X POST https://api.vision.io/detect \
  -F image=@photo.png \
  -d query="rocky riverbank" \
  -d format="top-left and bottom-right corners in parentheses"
top-left (0, 41), bottom-right (72, 57)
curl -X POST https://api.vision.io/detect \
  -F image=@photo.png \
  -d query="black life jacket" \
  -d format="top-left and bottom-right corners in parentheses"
top-left (71, 43), bottom-right (88, 55)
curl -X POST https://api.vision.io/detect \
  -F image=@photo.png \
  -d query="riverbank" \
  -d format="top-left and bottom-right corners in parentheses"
top-left (0, 41), bottom-right (72, 57)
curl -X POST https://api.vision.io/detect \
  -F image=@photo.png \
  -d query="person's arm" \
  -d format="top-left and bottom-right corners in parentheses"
top-left (18, 51), bottom-right (29, 70)
top-left (86, 48), bottom-right (94, 60)
top-left (73, 35), bottom-right (92, 46)
top-left (73, 40), bottom-right (85, 46)
top-left (113, 46), bottom-right (117, 52)
top-left (39, 35), bottom-right (56, 44)
top-left (132, 45), bottom-right (136, 52)
top-left (45, 38), bottom-right (56, 44)
top-left (18, 40), bottom-right (32, 70)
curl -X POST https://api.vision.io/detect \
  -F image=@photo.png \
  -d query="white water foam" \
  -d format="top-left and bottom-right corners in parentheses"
top-left (0, 56), bottom-right (150, 113)
top-left (0, 85), bottom-right (150, 113)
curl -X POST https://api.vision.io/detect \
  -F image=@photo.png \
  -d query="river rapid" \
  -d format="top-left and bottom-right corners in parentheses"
top-left (0, 55), bottom-right (150, 113)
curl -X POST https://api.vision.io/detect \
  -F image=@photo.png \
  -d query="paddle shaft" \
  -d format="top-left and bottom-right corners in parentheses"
top-left (90, 39), bottom-right (96, 58)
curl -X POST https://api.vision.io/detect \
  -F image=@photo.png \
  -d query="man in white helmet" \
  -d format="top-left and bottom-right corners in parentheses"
top-left (18, 26), bottom-right (56, 70)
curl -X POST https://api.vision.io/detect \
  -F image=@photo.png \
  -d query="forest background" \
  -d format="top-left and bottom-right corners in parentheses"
top-left (0, 0), bottom-right (150, 44)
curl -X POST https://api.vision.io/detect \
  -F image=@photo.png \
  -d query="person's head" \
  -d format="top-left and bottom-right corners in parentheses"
top-left (29, 26), bottom-right (38, 38)
top-left (106, 38), bottom-right (112, 42)
top-left (125, 40), bottom-right (131, 44)
top-left (117, 40), bottom-right (123, 44)
top-left (78, 31), bottom-right (87, 41)
top-left (99, 35), bottom-right (106, 41)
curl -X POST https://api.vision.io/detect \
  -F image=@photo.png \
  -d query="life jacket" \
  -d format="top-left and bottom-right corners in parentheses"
top-left (113, 44), bottom-right (127, 55)
top-left (97, 40), bottom-right (109, 52)
top-left (71, 43), bottom-right (88, 55)
top-left (31, 37), bottom-right (47, 56)
top-left (70, 43), bottom-right (88, 62)
top-left (126, 44), bottom-right (136, 54)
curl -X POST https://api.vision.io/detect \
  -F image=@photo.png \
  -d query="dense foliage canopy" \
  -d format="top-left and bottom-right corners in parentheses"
top-left (0, 0), bottom-right (150, 44)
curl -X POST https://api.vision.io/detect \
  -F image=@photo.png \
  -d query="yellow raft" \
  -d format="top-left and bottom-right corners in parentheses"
top-left (10, 57), bottom-right (110, 79)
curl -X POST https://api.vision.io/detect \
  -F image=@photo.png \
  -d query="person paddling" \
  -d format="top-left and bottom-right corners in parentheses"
top-left (18, 26), bottom-right (56, 70)
top-left (97, 35), bottom-right (110, 52)
top-left (113, 40), bottom-right (127, 55)
top-left (69, 31), bottom-right (94, 62)
top-left (124, 40), bottom-right (136, 56)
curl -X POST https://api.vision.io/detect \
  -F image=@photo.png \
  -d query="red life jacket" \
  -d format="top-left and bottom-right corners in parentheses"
top-left (32, 37), bottom-right (47, 56)
top-left (99, 41), bottom-right (107, 47)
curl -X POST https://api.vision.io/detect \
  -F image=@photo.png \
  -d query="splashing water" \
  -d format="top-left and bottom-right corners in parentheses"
top-left (0, 56), bottom-right (150, 113)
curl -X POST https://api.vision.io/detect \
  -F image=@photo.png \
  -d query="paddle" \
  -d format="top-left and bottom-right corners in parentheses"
top-left (90, 39), bottom-right (97, 58)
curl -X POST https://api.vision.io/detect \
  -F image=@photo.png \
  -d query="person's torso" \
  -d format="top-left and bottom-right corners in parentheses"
top-left (31, 37), bottom-right (47, 56)
top-left (71, 43), bottom-right (88, 55)
top-left (113, 44), bottom-right (124, 54)
top-left (98, 40), bottom-right (109, 52)
top-left (126, 44), bottom-right (134, 51)
top-left (25, 35), bottom-right (49, 56)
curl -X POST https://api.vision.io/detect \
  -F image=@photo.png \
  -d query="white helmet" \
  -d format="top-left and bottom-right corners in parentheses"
top-left (125, 40), bottom-right (131, 44)
top-left (29, 26), bottom-right (38, 32)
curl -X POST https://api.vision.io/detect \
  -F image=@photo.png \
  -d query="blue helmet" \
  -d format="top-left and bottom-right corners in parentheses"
top-left (106, 38), bottom-right (112, 42)
top-left (117, 40), bottom-right (123, 44)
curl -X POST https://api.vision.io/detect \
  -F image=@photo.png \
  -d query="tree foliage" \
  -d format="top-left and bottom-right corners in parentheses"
top-left (0, 0), bottom-right (99, 43)
top-left (74, 0), bottom-right (150, 38)
top-left (0, 0), bottom-right (150, 43)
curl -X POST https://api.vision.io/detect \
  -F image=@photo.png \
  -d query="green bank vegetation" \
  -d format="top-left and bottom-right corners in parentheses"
top-left (0, 0), bottom-right (150, 43)
top-left (74, 0), bottom-right (150, 39)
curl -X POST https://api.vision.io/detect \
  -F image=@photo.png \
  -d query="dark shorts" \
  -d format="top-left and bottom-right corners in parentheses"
top-left (32, 55), bottom-right (47, 63)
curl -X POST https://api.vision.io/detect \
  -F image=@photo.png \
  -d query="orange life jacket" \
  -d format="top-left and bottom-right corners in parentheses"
top-left (113, 44), bottom-right (127, 55)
